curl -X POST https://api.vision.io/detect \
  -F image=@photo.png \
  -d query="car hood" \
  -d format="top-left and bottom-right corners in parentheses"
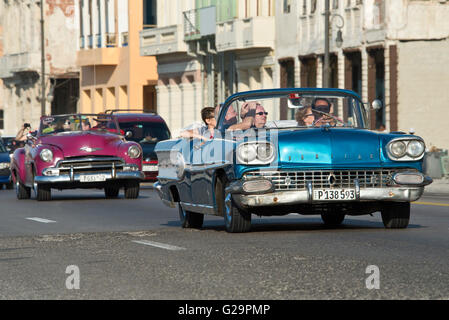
top-left (276, 128), bottom-right (381, 168)
top-left (0, 152), bottom-right (9, 163)
top-left (39, 132), bottom-right (123, 158)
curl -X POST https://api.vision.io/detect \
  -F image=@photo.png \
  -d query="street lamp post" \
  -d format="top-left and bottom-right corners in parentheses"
top-left (40, 0), bottom-right (46, 116)
top-left (323, 1), bottom-right (344, 88)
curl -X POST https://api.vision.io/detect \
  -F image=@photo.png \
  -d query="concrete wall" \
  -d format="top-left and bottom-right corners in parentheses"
top-left (397, 38), bottom-right (449, 151)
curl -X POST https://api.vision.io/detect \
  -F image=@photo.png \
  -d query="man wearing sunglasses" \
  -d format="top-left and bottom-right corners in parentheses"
top-left (311, 97), bottom-right (336, 126)
top-left (254, 103), bottom-right (268, 129)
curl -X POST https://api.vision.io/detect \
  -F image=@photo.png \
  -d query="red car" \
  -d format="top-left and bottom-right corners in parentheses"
top-left (107, 110), bottom-right (170, 182)
top-left (11, 114), bottom-right (144, 201)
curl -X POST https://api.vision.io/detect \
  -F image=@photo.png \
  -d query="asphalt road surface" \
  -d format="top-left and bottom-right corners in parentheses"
top-left (0, 184), bottom-right (448, 299)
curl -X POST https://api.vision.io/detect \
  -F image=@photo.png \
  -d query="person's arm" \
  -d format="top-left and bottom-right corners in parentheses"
top-left (227, 107), bottom-right (256, 131)
top-left (180, 128), bottom-right (208, 141)
top-left (15, 126), bottom-right (27, 141)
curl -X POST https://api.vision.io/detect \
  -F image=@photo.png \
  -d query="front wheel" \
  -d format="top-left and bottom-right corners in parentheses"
top-left (381, 202), bottom-right (410, 229)
top-left (105, 186), bottom-right (120, 199)
top-left (124, 181), bottom-right (140, 199)
top-left (16, 179), bottom-right (31, 200)
top-left (36, 184), bottom-right (51, 201)
top-left (178, 203), bottom-right (204, 229)
top-left (224, 192), bottom-right (251, 233)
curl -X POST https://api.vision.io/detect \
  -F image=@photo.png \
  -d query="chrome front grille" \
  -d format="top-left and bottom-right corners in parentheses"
top-left (244, 170), bottom-right (396, 190)
top-left (56, 157), bottom-right (124, 174)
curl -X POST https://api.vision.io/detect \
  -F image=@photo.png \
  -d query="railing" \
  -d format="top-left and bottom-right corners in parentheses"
top-left (95, 34), bottom-right (102, 48)
top-left (183, 9), bottom-right (200, 38)
top-left (87, 35), bottom-right (93, 48)
top-left (79, 36), bottom-right (85, 49)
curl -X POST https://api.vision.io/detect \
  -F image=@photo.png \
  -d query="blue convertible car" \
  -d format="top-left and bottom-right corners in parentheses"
top-left (154, 88), bottom-right (432, 232)
top-left (0, 139), bottom-right (13, 189)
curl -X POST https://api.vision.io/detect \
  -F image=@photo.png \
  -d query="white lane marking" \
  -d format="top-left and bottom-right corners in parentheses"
top-left (25, 217), bottom-right (57, 224)
top-left (132, 240), bottom-right (186, 251)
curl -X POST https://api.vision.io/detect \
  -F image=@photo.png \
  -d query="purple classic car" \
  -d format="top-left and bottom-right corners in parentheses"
top-left (11, 114), bottom-right (144, 201)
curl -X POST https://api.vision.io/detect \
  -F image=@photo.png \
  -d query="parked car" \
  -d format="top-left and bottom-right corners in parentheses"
top-left (154, 88), bottom-right (432, 232)
top-left (11, 114), bottom-right (144, 201)
top-left (1, 136), bottom-right (23, 158)
top-left (0, 140), bottom-right (13, 189)
top-left (106, 110), bottom-right (171, 182)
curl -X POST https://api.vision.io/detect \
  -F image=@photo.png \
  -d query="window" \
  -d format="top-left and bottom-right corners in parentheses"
top-left (302, 0), bottom-right (307, 15)
top-left (333, 0), bottom-right (339, 10)
top-left (0, 110), bottom-right (3, 129)
top-left (283, 0), bottom-right (291, 13)
top-left (143, 0), bottom-right (157, 28)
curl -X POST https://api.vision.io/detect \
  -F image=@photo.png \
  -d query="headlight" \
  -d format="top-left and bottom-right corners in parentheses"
top-left (407, 140), bottom-right (425, 158)
top-left (389, 141), bottom-right (407, 158)
top-left (257, 143), bottom-right (274, 162)
top-left (237, 144), bottom-right (257, 163)
top-left (127, 145), bottom-right (141, 159)
top-left (0, 162), bottom-right (10, 169)
top-left (40, 149), bottom-right (53, 162)
top-left (237, 142), bottom-right (275, 164)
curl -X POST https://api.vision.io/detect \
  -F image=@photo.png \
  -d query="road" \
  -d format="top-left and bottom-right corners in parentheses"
top-left (0, 184), bottom-right (448, 299)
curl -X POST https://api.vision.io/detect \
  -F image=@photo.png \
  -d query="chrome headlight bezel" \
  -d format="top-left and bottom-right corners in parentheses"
top-left (386, 138), bottom-right (425, 161)
top-left (127, 145), bottom-right (141, 159)
top-left (237, 142), bottom-right (275, 165)
top-left (39, 148), bottom-right (54, 162)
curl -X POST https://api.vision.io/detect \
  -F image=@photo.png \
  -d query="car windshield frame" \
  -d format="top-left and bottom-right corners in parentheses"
top-left (216, 88), bottom-right (367, 132)
top-left (38, 114), bottom-right (121, 137)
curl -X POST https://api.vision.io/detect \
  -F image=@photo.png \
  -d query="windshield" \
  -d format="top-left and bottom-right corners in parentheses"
top-left (218, 91), bottom-right (366, 131)
top-left (39, 114), bottom-right (120, 136)
top-left (119, 121), bottom-right (170, 144)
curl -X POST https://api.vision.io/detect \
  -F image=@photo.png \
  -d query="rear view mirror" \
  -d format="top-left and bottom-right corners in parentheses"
top-left (287, 94), bottom-right (306, 109)
top-left (371, 99), bottom-right (383, 110)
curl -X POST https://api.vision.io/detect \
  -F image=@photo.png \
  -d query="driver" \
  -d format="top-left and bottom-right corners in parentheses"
top-left (311, 98), bottom-right (338, 126)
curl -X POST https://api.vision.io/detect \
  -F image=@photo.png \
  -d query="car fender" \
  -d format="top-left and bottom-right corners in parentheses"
top-left (11, 147), bottom-right (27, 183)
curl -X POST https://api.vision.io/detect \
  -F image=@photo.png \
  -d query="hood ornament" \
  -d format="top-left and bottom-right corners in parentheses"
top-left (80, 146), bottom-right (102, 153)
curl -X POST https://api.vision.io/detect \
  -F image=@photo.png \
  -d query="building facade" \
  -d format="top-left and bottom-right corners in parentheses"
top-left (76, 0), bottom-right (158, 114)
top-left (276, 0), bottom-right (449, 150)
top-left (0, 0), bottom-right (79, 136)
top-left (140, 0), bottom-right (277, 135)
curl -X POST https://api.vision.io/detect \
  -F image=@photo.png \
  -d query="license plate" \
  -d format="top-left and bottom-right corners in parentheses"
top-left (313, 189), bottom-right (356, 201)
top-left (143, 165), bottom-right (158, 172)
top-left (79, 174), bottom-right (107, 182)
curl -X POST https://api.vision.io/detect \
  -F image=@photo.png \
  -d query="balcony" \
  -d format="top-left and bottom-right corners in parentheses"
top-left (76, 47), bottom-right (119, 66)
top-left (183, 6), bottom-right (216, 41)
top-left (0, 52), bottom-right (41, 79)
top-left (216, 16), bottom-right (275, 52)
top-left (140, 24), bottom-right (187, 56)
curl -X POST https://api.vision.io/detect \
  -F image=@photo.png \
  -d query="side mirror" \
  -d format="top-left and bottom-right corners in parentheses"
top-left (125, 131), bottom-right (133, 139)
top-left (371, 99), bottom-right (383, 111)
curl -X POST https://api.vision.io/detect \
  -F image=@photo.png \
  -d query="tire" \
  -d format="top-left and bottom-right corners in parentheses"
top-left (36, 184), bottom-right (51, 201)
top-left (105, 186), bottom-right (120, 199)
top-left (124, 181), bottom-right (140, 199)
top-left (16, 180), bottom-right (31, 200)
top-left (321, 212), bottom-right (345, 226)
top-left (381, 202), bottom-right (410, 229)
top-left (6, 182), bottom-right (14, 190)
top-left (178, 203), bottom-right (204, 229)
top-left (220, 179), bottom-right (251, 233)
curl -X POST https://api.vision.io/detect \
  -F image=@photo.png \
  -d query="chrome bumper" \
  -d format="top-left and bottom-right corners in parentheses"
top-left (34, 171), bottom-right (144, 184)
top-left (233, 187), bottom-right (425, 208)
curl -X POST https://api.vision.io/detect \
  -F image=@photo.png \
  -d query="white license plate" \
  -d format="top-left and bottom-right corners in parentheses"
top-left (313, 189), bottom-right (356, 201)
top-left (143, 165), bottom-right (158, 172)
top-left (79, 174), bottom-right (107, 182)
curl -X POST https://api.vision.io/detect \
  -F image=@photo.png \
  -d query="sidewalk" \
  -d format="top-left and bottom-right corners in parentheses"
top-left (423, 176), bottom-right (449, 195)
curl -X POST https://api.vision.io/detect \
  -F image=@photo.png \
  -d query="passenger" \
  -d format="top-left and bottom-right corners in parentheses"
top-left (53, 119), bottom-right (66, 133)
top-left (295, 106), bottom-right (315, 126)
top-left (63, 119), bottom-right (71, 131)
top-left (227, 102), bottom-right (259, 131)
top-left (42, 122), bottom-right (57, 134)
top-left (15, 123), bottom-right (31, 141)
top-left (215, 104), bottom-right (238, 130)
top-left (180, 107), bottom-right (217, 141)
top-left (80, 119), bottom-right (91, 131)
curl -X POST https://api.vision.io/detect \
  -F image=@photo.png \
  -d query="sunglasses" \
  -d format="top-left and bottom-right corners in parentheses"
top-left (313, 105), bottom-right (330, 113)
top-left (256, 112), bottom-right (268, 116)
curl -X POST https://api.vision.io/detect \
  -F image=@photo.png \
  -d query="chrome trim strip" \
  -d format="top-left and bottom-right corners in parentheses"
top-left (180, 202), bottom-right (215, 215)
